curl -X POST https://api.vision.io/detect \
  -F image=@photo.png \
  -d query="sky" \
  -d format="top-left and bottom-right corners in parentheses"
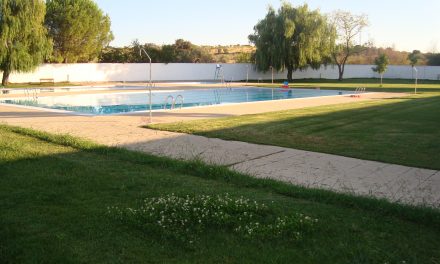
top-left (95, 0), bottom-right (440, 52)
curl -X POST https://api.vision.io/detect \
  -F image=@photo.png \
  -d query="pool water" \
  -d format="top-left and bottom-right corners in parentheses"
top-left (1, 87), bottom-right (353, 115)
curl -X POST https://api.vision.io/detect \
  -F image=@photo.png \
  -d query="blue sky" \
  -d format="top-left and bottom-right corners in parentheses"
top-left (95, 0), bottom-right (440, 52)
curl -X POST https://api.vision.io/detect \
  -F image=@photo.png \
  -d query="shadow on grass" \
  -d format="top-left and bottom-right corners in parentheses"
top-left (2, 124), bottom-right (440, 262)
top-left (2, 145), bottom-right (440, 262)
top-left (2, 124), bottom-right (439, 228)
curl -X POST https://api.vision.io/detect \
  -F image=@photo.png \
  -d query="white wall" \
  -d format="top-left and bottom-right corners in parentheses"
top-left (7, 63), bottom-right (440, 83)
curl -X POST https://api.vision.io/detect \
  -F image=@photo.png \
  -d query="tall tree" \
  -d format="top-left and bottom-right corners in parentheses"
top-left (45, 0), bottom-right (113, 63)
top-left (249, 3), bottom-right (335, 82)
top-left (0, 0), bottom-right (52, 86)
top-left (407, 50), bottom-right (422, 67)
top-left (408, 50), bottom-right (422, 79)
top-left (372, 54), bottom-right (389, 87)
top-left (330, 11), bottom-right (368, 81)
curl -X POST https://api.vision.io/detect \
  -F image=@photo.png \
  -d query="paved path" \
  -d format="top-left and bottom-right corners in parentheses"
top-left (1, 92), bottom-right (439, 207)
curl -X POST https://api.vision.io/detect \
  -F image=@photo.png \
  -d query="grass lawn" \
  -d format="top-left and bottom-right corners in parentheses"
top-left (252, 78), bottom-right (440, 92)
top-left (149, 93), bottom-right (440, 170)
top-left (1, 82), bottom-right (76, 89)
top-left (1, 125), bottom-right (440, 263)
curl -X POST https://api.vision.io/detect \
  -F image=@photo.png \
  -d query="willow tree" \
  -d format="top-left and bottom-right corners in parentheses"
top-left (249, 3), bottom-right (335, 82)
top-left (45, 0), bottom-right (113, 63)
top-left (0, 0), bottom-right (52, 86)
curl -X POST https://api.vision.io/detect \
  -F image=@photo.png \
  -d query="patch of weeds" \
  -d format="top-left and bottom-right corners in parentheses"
top-left (108, 194), bottom-right (317, 245)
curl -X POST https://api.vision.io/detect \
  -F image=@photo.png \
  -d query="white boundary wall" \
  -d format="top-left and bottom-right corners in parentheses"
top-left (7, 63), bottom-right (440, 83)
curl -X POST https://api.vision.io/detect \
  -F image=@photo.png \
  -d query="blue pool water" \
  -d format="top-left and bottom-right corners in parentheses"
top-left (0, 87), bottom-right (353, 115)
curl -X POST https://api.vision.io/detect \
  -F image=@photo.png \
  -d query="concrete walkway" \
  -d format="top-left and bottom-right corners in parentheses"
top-left (1, 92), bottom-right (439, 207)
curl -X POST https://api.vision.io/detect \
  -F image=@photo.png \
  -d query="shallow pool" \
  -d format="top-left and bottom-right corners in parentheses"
top-left (0, 87), bottom-right (353, 115)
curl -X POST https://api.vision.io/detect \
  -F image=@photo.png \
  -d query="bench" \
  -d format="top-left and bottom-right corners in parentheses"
top-left (39, 78), bottom-right (55, 85)
top-left (1, 89), bottom-right (11, 94)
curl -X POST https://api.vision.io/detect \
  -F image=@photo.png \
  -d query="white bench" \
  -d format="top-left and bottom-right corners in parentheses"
top-left (39, 78), bottom-right (55, 85)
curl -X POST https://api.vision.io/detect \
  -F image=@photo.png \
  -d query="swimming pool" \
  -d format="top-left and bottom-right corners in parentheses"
top-left (0, 87), bottom-right (354, 115)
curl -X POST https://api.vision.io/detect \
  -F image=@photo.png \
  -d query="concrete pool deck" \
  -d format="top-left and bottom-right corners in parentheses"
top-left (1, 90), bottom-right (439, 207)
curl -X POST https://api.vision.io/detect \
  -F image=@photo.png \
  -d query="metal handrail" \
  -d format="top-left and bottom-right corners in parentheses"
top-left (163, 95), bottom-right (174, 109)
top-left (213, 89), bottom-right (221, 104)
top-left (172, 95), bottom-right (184, 109)
top-left (24, 88), bottom-right (38, 101)
top-left (139, 47), bottom-right (153, 123)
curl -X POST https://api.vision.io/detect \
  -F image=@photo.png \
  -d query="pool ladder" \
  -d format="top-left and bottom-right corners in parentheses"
top-left (25, 88), bottom-right (38, 101)
top-left (163, 94), bottom-right (184, 110)
top-left (350, 87), bottom-right (366, 98)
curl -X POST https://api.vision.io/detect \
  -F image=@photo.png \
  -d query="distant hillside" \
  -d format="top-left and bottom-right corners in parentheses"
top-left (99, 39), bottom-right (437, 65)
top-left (346, 47), bottom-right (426, 65)
top-left (203, 45), bottom-right (255, 63)
top-left (202, 45), bottom-right (425, 65)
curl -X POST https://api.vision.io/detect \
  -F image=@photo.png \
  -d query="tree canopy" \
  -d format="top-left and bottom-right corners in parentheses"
top-left (99, 39), bottom-right (214, 63)
top-left (372, 54), bottom-right (389, 86)
top-left (0, 0), bottom-right (52, 85)
top-left (427, 53), bottom-right (440, 66)
top-left (45, 0), bottom-right (113, 63)
top-left (407, 50), bottom-right (422, 67)
top-left (249, 2), bottom-right (335, 81)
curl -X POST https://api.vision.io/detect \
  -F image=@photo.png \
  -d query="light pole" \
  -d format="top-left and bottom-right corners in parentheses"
top-left (270, 66), bottom-right (274, 84)
top-left (413, 67), bottom-right (418, 94)
top-left (140, 48), bottom-right (152, 123)
top-left (246, 65), bottom-right (249, 85)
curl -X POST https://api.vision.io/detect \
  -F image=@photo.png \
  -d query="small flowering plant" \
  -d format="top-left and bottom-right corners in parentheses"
top-left (108, 194), bottom-right (317, 244)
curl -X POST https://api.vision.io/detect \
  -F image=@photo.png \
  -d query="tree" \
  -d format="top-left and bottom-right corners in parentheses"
top-left (372, 54), bottom-right (389, 87)
top-left (407, 50), bottom-right (422, 79)
top-left (407, 50), bottom-right (422, 67)
top-left (45, 0), bottom-right (113, 63)
top-left (99, 46), bottom-right (132, 63)
top-left (427, 53), bottom-right (440, 66)
top-left (330, 11), bottom-right (368, 81)
top-left (249, 2), bottom-right (335, 82)
top-left (0, 0), bottom-right (52, 86)
top-left (235, 52), bottom-right (253, 63)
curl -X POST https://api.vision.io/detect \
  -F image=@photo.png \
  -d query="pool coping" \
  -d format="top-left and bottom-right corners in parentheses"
top-left (0, 88), bottom-right (364, 117)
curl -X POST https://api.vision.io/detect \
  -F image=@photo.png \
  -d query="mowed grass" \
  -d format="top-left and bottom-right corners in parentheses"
top-left (150, 93), bottom-right (440, 170)
top-left (1, 82), bottom-right (76, 89)
top-left (253, 78), bottom-right (440, 92)
top-left (1, 125), bottom-right (440, 263)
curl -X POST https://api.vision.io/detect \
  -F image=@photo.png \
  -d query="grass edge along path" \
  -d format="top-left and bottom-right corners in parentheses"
top-left (251, 78), bottom-right (440, 93)
top-left (1, 124), bottom-right (439, 229)
top-left (148, 93), bottom-right (440, 171)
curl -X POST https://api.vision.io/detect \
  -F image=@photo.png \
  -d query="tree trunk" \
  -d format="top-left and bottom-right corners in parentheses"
top-left (287, 67), bottom-right (293, 82)
top-left (337, 64), bottom-right (344, 81)
top-left (1, 69), bottom-right (10, 86)
top-left (380, 73), bottom-right (383, 87)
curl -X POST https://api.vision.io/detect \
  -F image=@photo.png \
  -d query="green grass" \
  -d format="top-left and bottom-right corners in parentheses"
top-left (1, 124), bottom-right (440, 263)
top-left (251, 78), bottom-right (440, 92)
top-left (1, 82), bottom-right (76, 89)
top-left (149, 93), bottom-right (440, 170)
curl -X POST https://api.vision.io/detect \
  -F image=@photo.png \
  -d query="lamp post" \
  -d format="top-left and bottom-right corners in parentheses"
top-left (140, 48), bottom-right (152, 123)
top-left (270, 66), bottom-right (274, 84)
top-left (413, 67), bottom-right (418, 94)
top-left (246, 65), bottom-right (249, 85)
